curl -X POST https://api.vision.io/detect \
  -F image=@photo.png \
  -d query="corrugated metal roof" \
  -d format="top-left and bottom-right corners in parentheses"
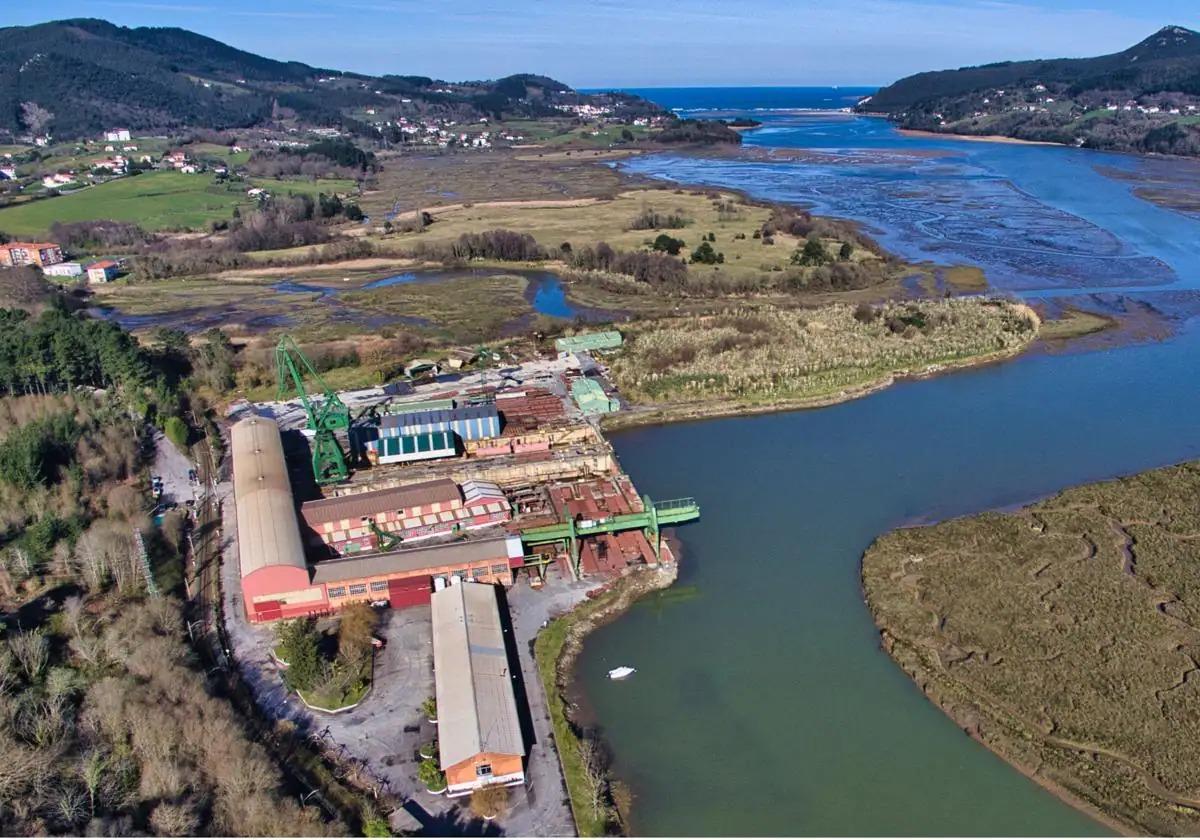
top-left (231, 416), bottom-right (307, 578)
top-left (554, 331), bottom-right (623, 353)
top-left (301, 478), bottom-right (460, 526)
top-left (432, 582), bottom-right (525, 769)
top-left (380, 403), bottom-right (498, 429)
top-left (310, 536), bottom-right (513, 584)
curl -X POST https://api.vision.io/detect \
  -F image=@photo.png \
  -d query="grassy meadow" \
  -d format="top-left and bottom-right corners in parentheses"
top-left (0, 171), bottom-right (250, 236)
top-left (383, 188), bottom-right (871, 287)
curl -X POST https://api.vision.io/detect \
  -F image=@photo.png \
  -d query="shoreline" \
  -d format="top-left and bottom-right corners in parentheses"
top-left (897, 128), bottom-right (1066, 148)
top-left (534, 559), bottom-right (681, 837)
top-left (601, 341), bottom-right (1035, 433)
top-left (866, 617), bottom-right (1136, 837)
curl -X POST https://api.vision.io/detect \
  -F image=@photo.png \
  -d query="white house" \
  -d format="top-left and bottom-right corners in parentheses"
top-left (104, 128), bottom-right (132, 142)
top-left (42, 262), bottom-right (84, 278)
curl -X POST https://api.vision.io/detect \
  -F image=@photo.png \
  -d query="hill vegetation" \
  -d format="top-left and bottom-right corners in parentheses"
top-left (0, 18), bottom-right (666, 140)
top-left (861, 26), bottom-right (1200, 155)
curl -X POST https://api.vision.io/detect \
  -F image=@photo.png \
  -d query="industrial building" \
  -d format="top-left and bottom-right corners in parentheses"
top-left (554, 330), bottom-right (623, 355)
top-left (311, 536), bottom-right (525, 610)
top-left (300, 477), bottom-right (511, 554)
top-left (571, 377), bottom-right (620, 415)
top-left (380, 403), bottom-right (501, 441)
top-left (232, 416), bottom-right (329, 622)
top-left (365, 430), bottom-right (457, 465)
top-left (233, 415), bottom-right (525, 623)
top-left (432, 580), bottom-right (526, 796)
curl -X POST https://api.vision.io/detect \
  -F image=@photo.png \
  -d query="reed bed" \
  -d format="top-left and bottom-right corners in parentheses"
top-left (610, 299), bottom-right (1038, 404)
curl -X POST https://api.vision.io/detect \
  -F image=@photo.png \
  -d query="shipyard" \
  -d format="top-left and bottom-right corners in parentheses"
top-left (218, 329), bottom-right (699, 833)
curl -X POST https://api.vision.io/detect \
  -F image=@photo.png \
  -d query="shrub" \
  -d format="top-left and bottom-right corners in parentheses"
top-left (853, 303), bottom-right (878, 324)
top-left (418, 758), bottom-right (446, 792)
top-left (470, 785), bottom-right (510, 819)
top-left (792, 236), bottom-right (831, 267)
top-left (163, 416), bottom-right (189, 451)
top-left (628, 207), bottom-right (689, 230)
top-left (690, 241), bottom-right (722, 265)
top-left (651, 233), bottom-right (685, 255)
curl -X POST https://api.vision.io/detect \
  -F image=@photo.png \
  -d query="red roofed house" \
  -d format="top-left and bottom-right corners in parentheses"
top-left (86, 260), bottom-right (120, 284)
top-left (1, 242), bottom-right (64, 268)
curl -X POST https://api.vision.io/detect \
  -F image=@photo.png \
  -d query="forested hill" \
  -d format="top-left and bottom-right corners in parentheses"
top-left (859, 26), bottom-right (1200, 155)
top-left (0, 18), bottom-right (664, 139)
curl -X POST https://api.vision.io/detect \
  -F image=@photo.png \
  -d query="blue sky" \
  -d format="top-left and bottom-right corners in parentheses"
top-left (10, 0), bottom-right (1200, 87)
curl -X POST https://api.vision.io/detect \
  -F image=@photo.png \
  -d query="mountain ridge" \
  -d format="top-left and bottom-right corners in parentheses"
top-left (860, 26), bottom-right (1200, 155)
top-left (0, 18), bottom-right (663, 140)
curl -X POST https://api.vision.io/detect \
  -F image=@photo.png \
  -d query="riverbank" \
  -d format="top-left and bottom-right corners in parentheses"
top-left (601, 343), bottom-right (1027, 431)
top-left (534, 558), bottom-right (680, 836)
top-left (897, 128), bottom-right (1067, 147)
top-left (602, 299), bottom-right (1040, 431)
top-left (862, 460), bottom-right (1200, 836)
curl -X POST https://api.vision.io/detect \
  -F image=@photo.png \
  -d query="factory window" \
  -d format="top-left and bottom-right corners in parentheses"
top-left (472, 567), bottom-right (488, 579)
top-left (349, 583), bottom-right (367, 595)
top-left (370, 580), bottom-right (389, 592)
top-left (327, 586), bottom-right (346, 597)
top-left (490, 564), bottom-right (509, 574)
top-left (476, 763), bottom-right (492, 777)
top-left (453, 569), bottom-right (468, 578)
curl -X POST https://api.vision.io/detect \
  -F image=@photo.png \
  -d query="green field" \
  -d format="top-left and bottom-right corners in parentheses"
top-left (0, 170), bottom-right (358, 237)
top-left (247, 177), bottom-right (358, 198)
top-left (0, 170), bottom-right (250, 236)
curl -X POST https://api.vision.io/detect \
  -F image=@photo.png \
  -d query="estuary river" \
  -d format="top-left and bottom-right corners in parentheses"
top-left (576, 92), bottom-right (1200, 835)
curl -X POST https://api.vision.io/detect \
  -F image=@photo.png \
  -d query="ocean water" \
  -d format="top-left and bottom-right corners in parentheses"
top-left (576, 91), bottom-right (1200, 835)
top-left (607, 86), bottom-right (877, 113)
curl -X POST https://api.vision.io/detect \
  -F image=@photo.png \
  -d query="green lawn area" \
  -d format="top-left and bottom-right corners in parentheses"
top-left (0, 170), bottom-right (250, 236)
top-left (248, 177), bottom-right (359, 198)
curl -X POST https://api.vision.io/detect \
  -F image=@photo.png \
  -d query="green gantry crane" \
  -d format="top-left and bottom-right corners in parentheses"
top-left (275, 334), bottom-right (351, 485)
top-left (519, 495), bottom-right (700, 575)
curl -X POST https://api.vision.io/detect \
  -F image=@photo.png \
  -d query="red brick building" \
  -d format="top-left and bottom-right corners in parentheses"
top-left (300, 478), bottom-right (511, 555)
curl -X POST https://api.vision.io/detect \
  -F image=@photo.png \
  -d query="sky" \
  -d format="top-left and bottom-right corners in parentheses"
top-left (9, 0), bottom-right (1200, 87)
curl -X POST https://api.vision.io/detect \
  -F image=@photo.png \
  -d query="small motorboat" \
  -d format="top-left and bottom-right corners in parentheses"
top-left (607, 666), bottom-right (636, 680)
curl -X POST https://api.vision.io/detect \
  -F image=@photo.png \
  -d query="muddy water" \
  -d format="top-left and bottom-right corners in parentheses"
top-left (90, 267), bottom-right (611, 334)
top-left (577, 104), bottom-right (1200, 835)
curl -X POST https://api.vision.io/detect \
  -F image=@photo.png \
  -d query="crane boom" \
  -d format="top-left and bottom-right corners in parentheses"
top-left (275, 335), bottom-right (350, 484)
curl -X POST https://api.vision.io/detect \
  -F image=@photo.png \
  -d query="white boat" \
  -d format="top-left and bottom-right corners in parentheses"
top-left (607, 666), bottom-right (636, 680)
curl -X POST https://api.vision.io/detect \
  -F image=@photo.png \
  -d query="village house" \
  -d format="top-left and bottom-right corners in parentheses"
top-left (86, 260), bottom-right (120, 283)
top-left (1, 242), bottom-right (64, 267)
top-left (104, 128), bottom-right (131, 142)
top-left (41, 172), bottom-right (74, 188)
top-left (42, 262), bottom-right (84, 278)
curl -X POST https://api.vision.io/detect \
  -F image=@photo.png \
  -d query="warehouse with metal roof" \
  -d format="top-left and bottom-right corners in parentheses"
top-left (554, 330), bottom-right (623, 355)
top-left (432, 580), bottom-right (526, 796)
top-left (231, 416), bottom-right (327, 622)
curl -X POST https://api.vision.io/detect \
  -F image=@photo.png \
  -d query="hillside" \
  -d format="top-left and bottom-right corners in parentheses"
top-left (0, 19), bottom-right (665, 139)
top-left (860, 26), bottom-right (1200, 155)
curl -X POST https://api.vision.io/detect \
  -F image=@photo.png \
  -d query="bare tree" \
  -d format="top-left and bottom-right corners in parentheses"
top-left (19, 101), bottom-right (53, 136)
top-left (578, 733), bottom-right (610, 824)
top-left (10, 629), bottom-right (49, 681)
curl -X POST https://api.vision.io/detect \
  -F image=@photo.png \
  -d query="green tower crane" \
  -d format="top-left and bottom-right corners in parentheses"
top-left (275, 334), bottom-right (350, 485)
